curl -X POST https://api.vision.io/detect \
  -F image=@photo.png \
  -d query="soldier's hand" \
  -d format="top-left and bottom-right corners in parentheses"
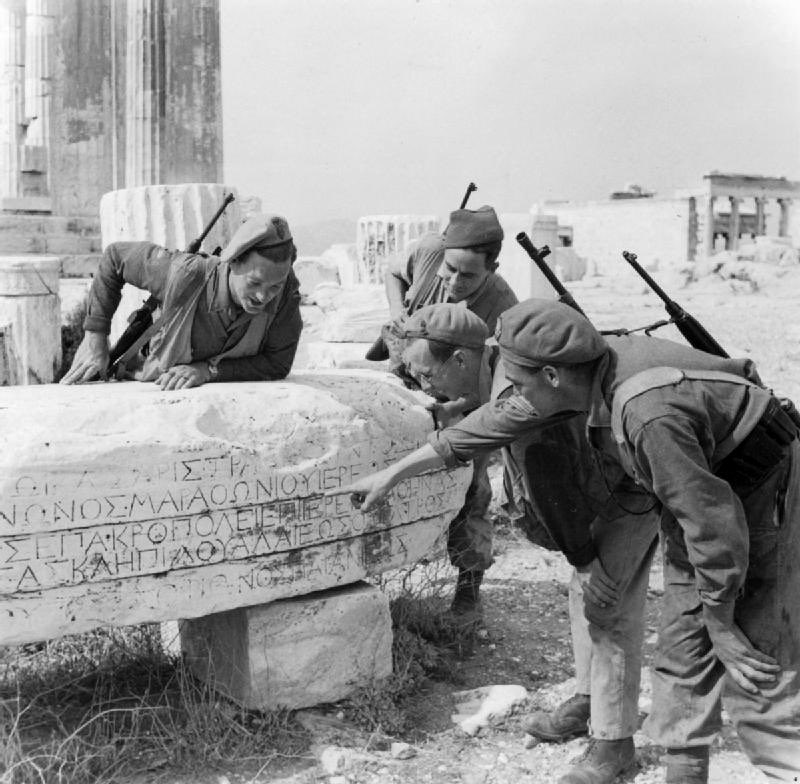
top-left (325, 470), bottom-right (395, 513)
top-left (579, 558), bottom-right (620, 608)
top-left (156, 362), bottom-right (210, 391)
top-left (704, 606), bottom-right (780, 694)
top-left (60, 331), bottom-right (110, 384)
top-left (425, 398), bottom-right (468, 430)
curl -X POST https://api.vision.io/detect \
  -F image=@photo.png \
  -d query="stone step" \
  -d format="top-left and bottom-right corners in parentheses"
top-left (0, 213), bottom-right (101, 235)
top-left (0, 252), bottom-right (102, 278)
top-left (0, 233), bottom-right (103, 255)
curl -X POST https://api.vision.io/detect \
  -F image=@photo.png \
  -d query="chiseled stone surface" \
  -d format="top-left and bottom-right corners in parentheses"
top-left (181, 581), bottom-right (392, 709)
top-left (0, 371), bottom-right (472, 645)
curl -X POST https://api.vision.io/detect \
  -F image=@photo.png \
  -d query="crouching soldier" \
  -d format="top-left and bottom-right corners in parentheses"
top-left (353, 301), bottom-right (660, 784)
top-left (61, 213), bottom-right (302, 388)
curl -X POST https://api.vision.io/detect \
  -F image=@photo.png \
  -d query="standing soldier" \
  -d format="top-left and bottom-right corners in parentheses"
top-left (368, 205), bottom-right (518, 615)
top-left (61, 214), bottom-right (302, 388)
top-left (342, 298), bottom-right (800, 783)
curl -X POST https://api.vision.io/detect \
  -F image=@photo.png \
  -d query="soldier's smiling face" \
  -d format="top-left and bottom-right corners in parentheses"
top-left (228, 250), bottom-right (291, 314)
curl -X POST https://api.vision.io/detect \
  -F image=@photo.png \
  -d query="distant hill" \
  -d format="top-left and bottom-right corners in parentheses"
top-left (291, 218), bottom-right (356, 256)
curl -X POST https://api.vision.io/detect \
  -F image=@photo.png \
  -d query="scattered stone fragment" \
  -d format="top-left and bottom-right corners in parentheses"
top-left (390, 741), bottom-right (417, 760)
top-left (524, 734), bottom-right (538, 748)
top-left (319, 745), bottom-right (354, 775)
top-left (451, 685), bottom-right (529, 736)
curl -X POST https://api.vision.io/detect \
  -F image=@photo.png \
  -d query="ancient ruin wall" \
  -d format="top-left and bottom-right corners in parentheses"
top-left (542, 197), bottom-right (694, 277)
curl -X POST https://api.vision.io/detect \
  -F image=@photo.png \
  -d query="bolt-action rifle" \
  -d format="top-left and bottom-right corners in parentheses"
top-left (515, 232), bottom-right (586, 316)
top-left (621, 250), bottom-right (729, 358)
top-left (364, 182), bottom-right (478, 362)
top-left (107, 192), bottom-right (236, 372)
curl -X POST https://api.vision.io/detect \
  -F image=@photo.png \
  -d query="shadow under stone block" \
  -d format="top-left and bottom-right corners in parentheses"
top-left (180, 581), bottom-right (392, 710)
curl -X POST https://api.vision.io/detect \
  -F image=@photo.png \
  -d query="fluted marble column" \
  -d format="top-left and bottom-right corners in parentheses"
top-left (20, 0), bottom-right (53, 195)
top-left (704, 196), bottom-right (716, 254)
top-left (0, 0), bottom-right (26, 201)
top-left (778, 198), bottom-right (791, 237)
top-left (727, 196), bottom-right (740, 250)
top-left (124, 0), bottom-right (163, 186)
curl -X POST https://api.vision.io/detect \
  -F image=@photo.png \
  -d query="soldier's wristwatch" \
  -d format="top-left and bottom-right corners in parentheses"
top-left (207, 361), bottom-right (219, 380)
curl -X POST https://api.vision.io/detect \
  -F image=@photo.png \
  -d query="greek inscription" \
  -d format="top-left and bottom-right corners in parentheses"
top-left (1, 451), bottom-right (464, 595)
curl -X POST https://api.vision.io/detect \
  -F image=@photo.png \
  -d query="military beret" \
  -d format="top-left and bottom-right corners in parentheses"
top-left (443, 205), bottom-right (504, 249)
top-left (496, 299), bottom-right (608, 367)
top-left (220, 213), bottom-right (293, 264)
top-left (401, 303), bottom-right (489, 349)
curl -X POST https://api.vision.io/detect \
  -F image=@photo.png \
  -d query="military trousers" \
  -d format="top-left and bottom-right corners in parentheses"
top-left (447, 451), bottom-right (495, 572)
top-left (644, 444), bottom-right (800, 781)
top-left (570, 486), bottom-right (660, 739)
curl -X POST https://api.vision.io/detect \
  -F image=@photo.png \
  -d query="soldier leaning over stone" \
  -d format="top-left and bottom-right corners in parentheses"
top-left (60, 214), bottom-right (303, 389)
top-left (374, 301), bottom-right (659, 784)
top-left (369, 205), bottom-right (517, 616)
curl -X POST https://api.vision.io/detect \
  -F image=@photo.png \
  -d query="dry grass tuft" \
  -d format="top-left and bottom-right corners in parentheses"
top-left (0, 625), bottom-right (307, 784)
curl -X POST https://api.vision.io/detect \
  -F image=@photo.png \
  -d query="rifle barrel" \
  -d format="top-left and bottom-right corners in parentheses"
top-left (621, 251), bottom-right (673, 306)
top-left (459, 182), bottom-right (477, 210)
top-left (516, 232), bottom-right (558, 290)
top-left (188, 193), bottom-right (235, 253)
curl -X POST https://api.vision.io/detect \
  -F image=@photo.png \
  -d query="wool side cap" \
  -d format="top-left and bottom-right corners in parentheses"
top-left (443, 205), bottom-right (504, 248)
top-left (220, 214), bottom-right (294, 263)
top-left (401, 303), bottom-right (489, 349)
top-left (496, 299), bottom-right (608, 367)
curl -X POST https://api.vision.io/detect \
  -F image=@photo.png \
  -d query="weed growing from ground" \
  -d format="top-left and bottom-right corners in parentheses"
top-left (343, 560), bottom-right (480, 735)
top-left (0, 625), bottom-right (307, 784)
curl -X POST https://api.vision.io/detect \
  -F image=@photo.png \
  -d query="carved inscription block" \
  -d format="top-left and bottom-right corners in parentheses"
top-left (0, 372), bottom-right (472, 645)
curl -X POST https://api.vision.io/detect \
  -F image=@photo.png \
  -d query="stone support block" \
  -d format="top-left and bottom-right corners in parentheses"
top-left (99, 183), bottom-right (242, 343)
top-left (181, 581), bottom-right (392, 709)
top-left (0, 372), bottom-right (471, 645)
top-left (0, 254), bottom-right (60, 383)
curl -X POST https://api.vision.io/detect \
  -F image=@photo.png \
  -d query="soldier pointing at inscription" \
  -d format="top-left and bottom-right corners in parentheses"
top-left (61, 214), bottom-right (302, 389)
top-left (336, 298), bottom-right (800, 783)
top-left (357, 300), bottom-right (659, 784)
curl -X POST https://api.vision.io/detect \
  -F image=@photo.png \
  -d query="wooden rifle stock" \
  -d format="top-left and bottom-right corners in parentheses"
top-left (107, 192), bottom-right (236, 370)
top-left (516, 232), bottom-right (586, 317)
top-left (621, 251), bottom-right (729, 358)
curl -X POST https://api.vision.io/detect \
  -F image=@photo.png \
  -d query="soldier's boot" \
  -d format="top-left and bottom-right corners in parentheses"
top-left (557, 737), bottom-right (636, 784)
top-left (663, 746), bottom-right (710, 784)
top-left (450, 568), bottom-right (484, 615)
top-left (523, 693), bottom-right (590, 742)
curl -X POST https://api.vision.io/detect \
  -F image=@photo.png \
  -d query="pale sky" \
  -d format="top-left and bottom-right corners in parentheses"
top-left (220, 0), bottom-right (800, 225)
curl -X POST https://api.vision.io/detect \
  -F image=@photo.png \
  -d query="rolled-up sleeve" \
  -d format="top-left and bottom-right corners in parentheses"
top-left (429, 396), bottom-right (550, 466)
top-left (83, 242), bottom-right (172, 334)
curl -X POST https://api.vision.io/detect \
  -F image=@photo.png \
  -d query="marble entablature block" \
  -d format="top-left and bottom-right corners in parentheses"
top-left (0, 371), bottom-right (471, 646)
